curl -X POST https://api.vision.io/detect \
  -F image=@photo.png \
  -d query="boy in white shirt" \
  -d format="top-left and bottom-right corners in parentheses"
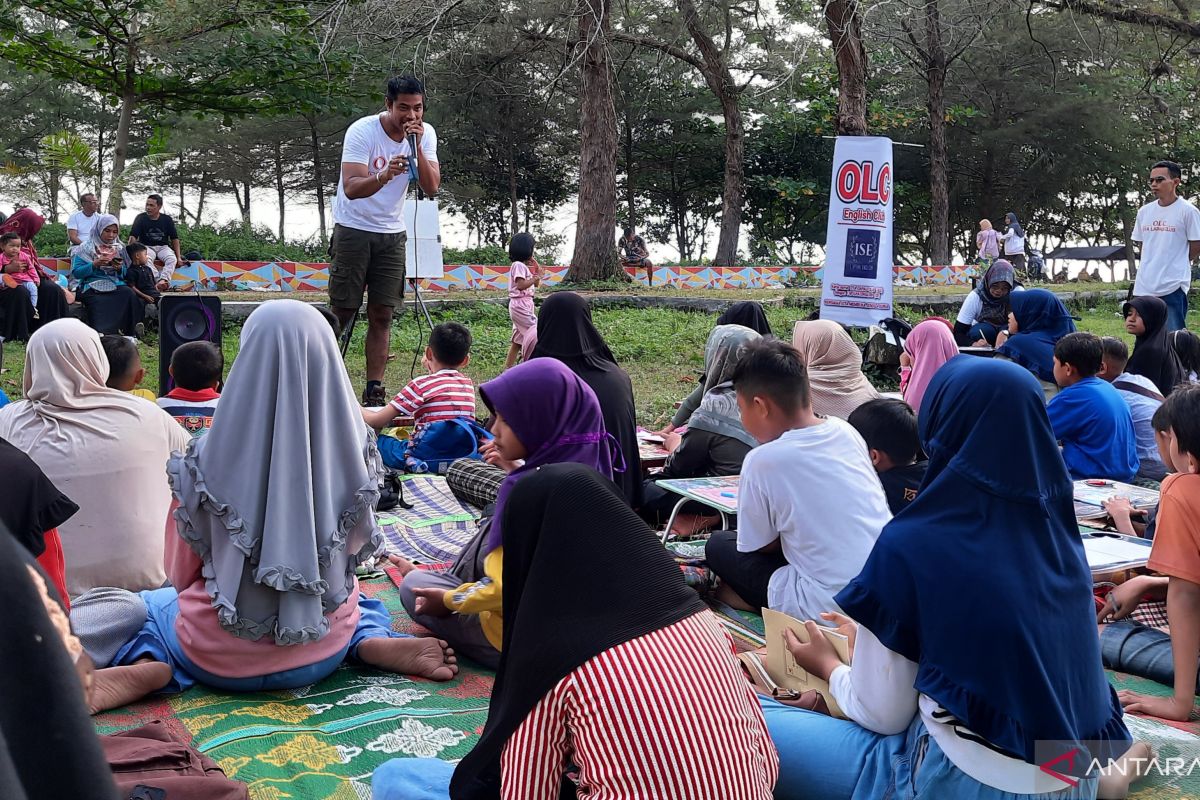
top-left (704, 338), bottom-right (891, 619)
top-left (1132, 160), bottom-right (1200, 332)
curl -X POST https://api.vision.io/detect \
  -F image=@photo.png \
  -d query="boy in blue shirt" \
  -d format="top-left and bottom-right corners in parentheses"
top-left (1047, 331), bottom-right (1139, 481)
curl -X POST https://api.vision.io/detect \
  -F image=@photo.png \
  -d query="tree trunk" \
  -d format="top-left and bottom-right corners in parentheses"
top-left (566, 0), bottom-right (621, 282)
top-left (108, 87), bottom-right (136, 216)
top-left (678, 0), bottom-right (743, 266)
top-left (274, 140), bottom-right (286, 241)
top-left (508, 151), bottom-right (519, 236)
top-left (825, 0), bottom-right (869, 135)
top-left (107, 23), bottom-right (139, 217)
top-left (307, 116), bottom-right (328, 246)
top-left (624, 115), bottom-right (636, 228)
top-left (924, 0), bottom-right (951, 265)
top-left (195, 173), bottom-right (208, 225)
top-left (96, 125), bottom-right (105, 202)
top-left (178, 151), bottom-right (187, 224)
top-left (1118, 188), bottom-right (1136, 281)
top-left (231, 180), bottom-right (251, 228)
top-left (48, 168), bottom-right (61, 221)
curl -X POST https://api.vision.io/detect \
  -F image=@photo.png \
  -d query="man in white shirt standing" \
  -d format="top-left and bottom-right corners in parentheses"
top-left (66, 193), bottom-right (100, 253)
top-left (1132, 160), bottom-right (1200, 332)
top-left (332, 75), bottom-right (442, 406)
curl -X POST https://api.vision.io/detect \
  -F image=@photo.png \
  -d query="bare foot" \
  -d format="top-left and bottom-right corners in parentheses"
top-left (89, 662), bottom-right (173, 714)
top-left (357, 637), bottom-right (458, 682)
top-left (714, 582), bottom-right (757, 613)
top-left (1098, 741), bottom-right (1153, 799)
top-left (387, 554), bottom-right (417, 577)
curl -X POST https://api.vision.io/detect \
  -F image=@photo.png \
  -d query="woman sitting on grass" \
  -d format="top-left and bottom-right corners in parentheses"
top-left (656, 303), bottom-right (773, 439)
top-left (79, 301), bottom-right (457, 711)
top-left (397, 357), bottom-right (616, 670)
top-left (641, 324), bottom-right (760, 523)
top-left (375, 464), bottom-right (778, 800)
top-left (0, 319), bottom-right (191, 596)
top-left (791, 319), bottom-right (880, 419)
top-left (764, 357), bottom-right (1136, 800)
top-left (995, 288), bottom-right (1076, 399)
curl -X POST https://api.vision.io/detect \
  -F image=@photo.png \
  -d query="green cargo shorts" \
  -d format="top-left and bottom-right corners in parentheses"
top-left (328, 223), bottom-right (406, 310)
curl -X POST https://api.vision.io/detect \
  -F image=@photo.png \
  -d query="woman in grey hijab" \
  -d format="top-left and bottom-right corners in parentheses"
top-left (641, 324), bottom-right (761, 522)
top-left (78, 300), bottom-right (457, 696)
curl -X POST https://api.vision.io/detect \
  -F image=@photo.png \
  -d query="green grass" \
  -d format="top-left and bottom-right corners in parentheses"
top-left (2, 298), bottom-right (1186, 429)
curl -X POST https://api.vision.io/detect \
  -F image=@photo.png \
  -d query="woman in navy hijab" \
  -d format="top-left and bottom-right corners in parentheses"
top-left (758, 357), bottom-right (1132, 800)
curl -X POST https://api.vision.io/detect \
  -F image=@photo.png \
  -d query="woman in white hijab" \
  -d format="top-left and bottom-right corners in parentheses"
top-left (81, 300), bottom-right (456, 702)
top-left (0, 319), bottom-right (191, 595)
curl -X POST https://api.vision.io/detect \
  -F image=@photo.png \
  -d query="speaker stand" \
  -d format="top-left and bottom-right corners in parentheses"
top-left (406, 278), bottom-right (435, 379)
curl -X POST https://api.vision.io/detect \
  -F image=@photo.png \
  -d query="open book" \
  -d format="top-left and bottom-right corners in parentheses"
top-left (755, 608), bottom-right (852, 718)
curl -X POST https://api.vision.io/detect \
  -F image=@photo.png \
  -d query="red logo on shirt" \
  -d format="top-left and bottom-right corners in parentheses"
top-left (372, 155), bottom-right (387, 171)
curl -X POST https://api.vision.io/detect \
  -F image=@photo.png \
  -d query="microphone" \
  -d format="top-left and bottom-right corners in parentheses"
top-left (406, 131), bottom-right (419, 183)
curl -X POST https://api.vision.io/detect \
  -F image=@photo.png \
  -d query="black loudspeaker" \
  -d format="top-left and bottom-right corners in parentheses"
top-left (158, 295), bottom-right (222, 395)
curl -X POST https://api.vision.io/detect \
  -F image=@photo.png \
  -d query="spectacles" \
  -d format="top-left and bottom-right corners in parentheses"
top-left (1149, 176), bottom-right (1170, 184)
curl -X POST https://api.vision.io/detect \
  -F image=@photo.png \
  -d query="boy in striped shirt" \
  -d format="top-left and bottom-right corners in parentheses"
top-left (362, 322), bottom-right (476, 433)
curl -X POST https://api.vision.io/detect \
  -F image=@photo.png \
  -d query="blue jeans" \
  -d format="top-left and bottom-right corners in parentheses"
top-left (1162, 288), bottom-right (1189, 332)
top-left (1100, 621), bottom-right (1199, 692)
top-left (20, 280), bottom-right (37, 309)
top-left (112, 587), bottom-right (408, 692)
top-left (759, 697), bottom-right (1099, 800)
top-left (373, 758), bottom-right (454, 800)
top-left (969, 322), bottom-right (1002, 345)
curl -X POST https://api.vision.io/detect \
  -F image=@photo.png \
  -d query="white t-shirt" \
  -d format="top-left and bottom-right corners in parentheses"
top-left (736, 417), bottom-right (891, 620)
top-left (333, 115), bottom-right (439, 234)
top-left (955, 284), bottom-right (1025, 326)
top-left (67, 209), bottom-right (100, 243)
top-left (1132, 197), bottom-right (1200, 297)
top-left (1001, 228), bottom-right (1025, 255)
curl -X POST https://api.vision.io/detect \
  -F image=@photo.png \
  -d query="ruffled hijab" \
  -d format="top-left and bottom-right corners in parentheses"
top-left (836, 358), bottom-right (1130, 766)
top-left (480, 358), bottom-right (616, 552)
top-left (166, 300), bottom-right (384, 645)
top-left (1124, 295), bottom-right (1183, 396)
top-left (689, 324), bottom-right (760, 448)
top-left (791, 320), bottom-right (880, 419)
top-left (901, 318), bottom-right (959, 415)
top-left (996, 289), bottom-right (1076, 383)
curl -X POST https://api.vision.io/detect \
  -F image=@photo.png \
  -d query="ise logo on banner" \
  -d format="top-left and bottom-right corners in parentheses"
top-left (844, 229), bottom-right (880, 280)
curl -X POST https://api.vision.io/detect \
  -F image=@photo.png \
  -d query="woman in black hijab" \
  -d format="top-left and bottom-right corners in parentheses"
top-left (529, 291), bottom-right (642, 506)
top-left (373, 464), bottom-right (777, 800)
top-left (0, 527), bottom-right (120, 800)
top-left (716, 301), bottom-right (773, 337)
top-left (1124, 296), bottom-right (1184, 396)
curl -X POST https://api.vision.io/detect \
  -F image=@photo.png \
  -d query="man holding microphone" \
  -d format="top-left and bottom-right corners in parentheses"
top-left (332, 75), bottom-right (442, 405)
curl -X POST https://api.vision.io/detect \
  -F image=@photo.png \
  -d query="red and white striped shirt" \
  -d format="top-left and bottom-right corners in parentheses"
top-left (389, 369), bottom-right (476, 430)
top-left (500, 611), bottom-right (779, 800)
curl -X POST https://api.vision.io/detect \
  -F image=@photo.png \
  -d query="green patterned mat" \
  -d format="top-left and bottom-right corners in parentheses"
top-left (93, 578), bottom-right (492, 800)
top-left (92, 580), bottom-right (1200, 799)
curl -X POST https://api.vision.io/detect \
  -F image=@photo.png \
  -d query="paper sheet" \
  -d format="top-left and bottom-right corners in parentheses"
top-left (1081, 534), bottom-right (1152, 571)
top-left (763, 609), bottom-right (850, 718)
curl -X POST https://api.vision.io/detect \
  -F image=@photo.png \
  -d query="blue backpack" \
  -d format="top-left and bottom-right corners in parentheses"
top-left (378, 417), bottom-right (493, 475)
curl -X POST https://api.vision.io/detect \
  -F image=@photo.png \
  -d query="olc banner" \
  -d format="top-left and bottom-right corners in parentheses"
top-left (819, 136), bottom-right (895, 328)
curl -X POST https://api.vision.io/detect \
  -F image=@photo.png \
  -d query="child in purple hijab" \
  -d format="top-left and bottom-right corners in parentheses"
top-left (398, 358), bottom-right (617, 668)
